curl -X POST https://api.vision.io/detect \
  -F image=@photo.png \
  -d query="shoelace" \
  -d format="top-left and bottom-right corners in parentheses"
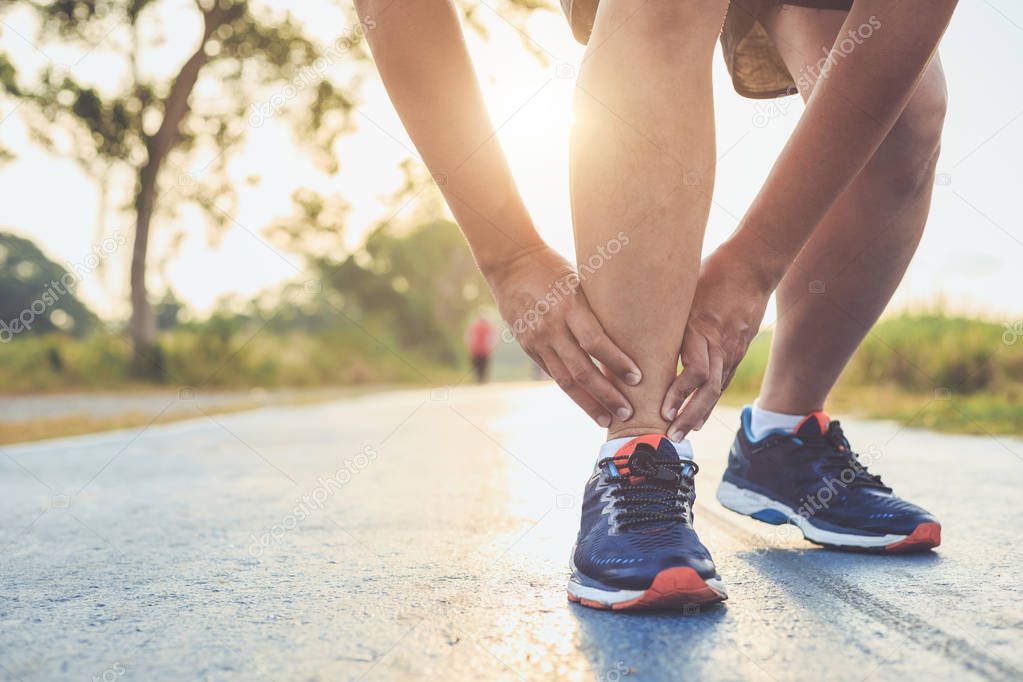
top-left (797, 421), bottom-right (890, 491)
top-left (597, 448), bottom-right (697, 530)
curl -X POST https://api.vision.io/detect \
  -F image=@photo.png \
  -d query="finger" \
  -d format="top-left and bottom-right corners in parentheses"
top-left (526, 349), bottom-right (549, 376)
top-left (551, 337), bottom-right (633, 421)
top-left (721, 361), bottom-right (739, 393)
top-left (538, 348), bottom-right (613, 428)
top-left (668, 352), bottom-right (724, 441)
top-left (565, 307), bottom-right (642, 386)
top-left (660, 333), bottom-right (710, 421)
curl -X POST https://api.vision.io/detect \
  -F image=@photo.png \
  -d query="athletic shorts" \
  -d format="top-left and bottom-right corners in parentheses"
top-left (560, 0), bottom-right (854, 99)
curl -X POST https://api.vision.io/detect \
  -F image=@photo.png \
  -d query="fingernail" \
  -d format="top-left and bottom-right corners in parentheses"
top-left (625, 371), bottom-right (642, 386)
top-left (663, 406), bottom-right (677, 420)
top-left (615, 407), bottom-right (632, 420)
top-left (694, 419), bottom-right (705, 431)
top-left (667, 429), bottom-right (682, 442)
top-left (596, 414), bottom-right (611, 428)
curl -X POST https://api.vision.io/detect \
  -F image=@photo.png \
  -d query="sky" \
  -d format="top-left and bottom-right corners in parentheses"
top-left (1, 0), bottom-right (1021, 327)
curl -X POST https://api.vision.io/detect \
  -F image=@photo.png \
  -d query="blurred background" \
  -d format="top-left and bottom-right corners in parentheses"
top-left (0, 0), bottom-right (1020, 444)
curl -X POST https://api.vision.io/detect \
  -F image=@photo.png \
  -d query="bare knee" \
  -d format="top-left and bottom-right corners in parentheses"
top-left (868, 73), bottom-right (947, 196)
top-left (890, 79), bottom-right (947, 159)
top-left (595, 0), bottom-right (728, 50)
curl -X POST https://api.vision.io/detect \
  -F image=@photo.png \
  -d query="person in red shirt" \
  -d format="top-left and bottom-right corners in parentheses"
top-left (465, 315), bottom-right (497, 384)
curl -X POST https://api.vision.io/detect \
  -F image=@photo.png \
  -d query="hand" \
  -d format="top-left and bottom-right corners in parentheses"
top-left (661, 242), bottom-right (773, 440)
top-left (486, 245), bottom-right (642, 427)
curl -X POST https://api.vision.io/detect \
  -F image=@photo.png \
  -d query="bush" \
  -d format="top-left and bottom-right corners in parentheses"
top-left (0, 324), bottom-right (450, 393)
top-left (729, 312), bottom-right (1022, 396)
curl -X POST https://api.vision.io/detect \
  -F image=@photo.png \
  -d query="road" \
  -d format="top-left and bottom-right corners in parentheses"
top-left (0, 387), bottom-right (373, 424)
top-left (1, 383), bottom-right (1021, 681)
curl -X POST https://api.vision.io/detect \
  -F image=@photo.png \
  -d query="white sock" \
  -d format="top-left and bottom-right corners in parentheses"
top-left (599, 436), bottom-right (694, 461)
top-left (750, 403), bottom-right (816, 440)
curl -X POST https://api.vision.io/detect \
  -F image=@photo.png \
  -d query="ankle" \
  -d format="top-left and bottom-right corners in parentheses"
top-left (607, 423), bottom-right (668, 441)
top-left (756, 392), bottom-right (825, 416)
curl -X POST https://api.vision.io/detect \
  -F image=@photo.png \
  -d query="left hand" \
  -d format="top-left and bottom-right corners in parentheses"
top-left (661, 243), bottom-right (774, 440)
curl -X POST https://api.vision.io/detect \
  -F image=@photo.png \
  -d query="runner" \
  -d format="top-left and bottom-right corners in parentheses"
top-left (356, 0), bottom-right (957, 610)
top-left (465, 314), bottom-right (497, 384)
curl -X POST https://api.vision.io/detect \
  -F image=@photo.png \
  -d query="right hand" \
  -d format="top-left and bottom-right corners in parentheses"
top-left (486, 245), bottom-right (641, 427)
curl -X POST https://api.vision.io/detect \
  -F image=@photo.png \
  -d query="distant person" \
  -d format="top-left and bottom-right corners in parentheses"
top-left (359, 0), bottom-right (956, 610)
top-left (466, 315), bottom-right (497, 384)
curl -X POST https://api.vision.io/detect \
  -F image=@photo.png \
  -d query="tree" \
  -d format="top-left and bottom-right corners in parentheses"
top-left (1, 0), bottom-right (549, 373)
top-left (0, 0), bottom-right (366, 372)
top-left (0, 231), bottom-right (99, 341)
top-left (266, 171), bottom-right (493, 364)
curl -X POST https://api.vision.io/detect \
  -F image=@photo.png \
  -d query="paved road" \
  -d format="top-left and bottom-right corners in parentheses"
top-left (0, 387), bottom-right (370, 424)
top-left (2, 383), bottom-right (1021, 681)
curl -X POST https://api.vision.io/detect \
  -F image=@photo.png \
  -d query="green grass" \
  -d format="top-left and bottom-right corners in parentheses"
top-left (722, 312), bottom-right (1023, 435)
top-left (0, 325), bottom-right (460, 394)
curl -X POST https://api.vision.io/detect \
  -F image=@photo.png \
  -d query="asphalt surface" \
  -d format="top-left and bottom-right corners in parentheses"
top-left (0, 387), bottom-right (367, 423)
top-left (1, 383), bottom-right (1021, 681)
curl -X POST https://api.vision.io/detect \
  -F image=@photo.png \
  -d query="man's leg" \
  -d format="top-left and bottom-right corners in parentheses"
top-left (571, 0), bottom-right (729, 438)
top-left (565, 0), bottom-right (732, 611)
top-left (757, 6), bottom-right (947, 415)
top-left (712, 6), bottom-right (944, 552)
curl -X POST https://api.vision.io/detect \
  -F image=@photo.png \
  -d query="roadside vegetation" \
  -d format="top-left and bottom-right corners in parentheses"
top-left (724, 312), bottom-right (1023, 435)
top-left (0, 216), bottom-right (478, 394)
top-left (3, 307), bottom-right (1020, 437)
top-left (2, 230), bottom-right (1019, 438)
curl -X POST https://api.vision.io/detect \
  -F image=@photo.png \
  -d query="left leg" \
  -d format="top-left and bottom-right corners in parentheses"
top-left (757, 6), bottom-right (948, 415)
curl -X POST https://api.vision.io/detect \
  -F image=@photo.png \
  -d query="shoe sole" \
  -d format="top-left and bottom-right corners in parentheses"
top-left (567, 567), bottom-right (728, 611)
top-left (716, 480), bottom-right (941, 553)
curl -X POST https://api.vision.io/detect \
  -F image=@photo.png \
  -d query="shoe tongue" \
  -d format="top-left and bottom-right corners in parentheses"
top-left (610, 435), bottom-right (690, 483)
top-left (610, 437), bottom-right (693, 531)
top-left (794, 411), bottom-right (830, 437)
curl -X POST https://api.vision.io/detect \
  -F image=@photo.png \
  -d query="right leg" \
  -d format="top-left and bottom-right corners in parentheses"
top-left (757, 6), bottom-right (947, 415)
top-left (566, 0), bottom-right (731, 611)
top-left (715, 5), bottom-right (943, 555)
top-left (570, 0), bottom-right (729, 439)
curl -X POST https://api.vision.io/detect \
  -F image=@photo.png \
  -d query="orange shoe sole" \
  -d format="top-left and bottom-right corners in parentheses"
top-left (567, 567), bottom-right (726, 611)
top-left (883, 522), bottom-right (941, 553)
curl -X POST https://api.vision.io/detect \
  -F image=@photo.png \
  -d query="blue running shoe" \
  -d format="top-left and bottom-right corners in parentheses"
top-left (717, 407), bottom-right (941, 552)
top-left (568, 435), bottom-right (727, 610)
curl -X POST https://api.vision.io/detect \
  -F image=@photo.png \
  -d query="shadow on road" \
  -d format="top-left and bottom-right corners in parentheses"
top-left (569, 600), bottom-right (729, 679)
top-left (566, 546), bottom-right (948, 680)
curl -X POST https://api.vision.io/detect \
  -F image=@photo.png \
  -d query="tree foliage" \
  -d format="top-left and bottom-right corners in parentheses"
top-left (0, 231), bottom-right (99, 339)
top-left (323, 218), bottom-right (493, 363)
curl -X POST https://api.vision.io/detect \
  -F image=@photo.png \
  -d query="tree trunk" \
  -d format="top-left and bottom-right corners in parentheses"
top-left (128, 37), bottom-right (213, 373)
top-left (130, 160), bottom-right (158, 365)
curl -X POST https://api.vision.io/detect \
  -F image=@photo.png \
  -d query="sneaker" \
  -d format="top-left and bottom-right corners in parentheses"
top-left (716, 406), bottom-right (941, 552)
top-left (567, 435), bottom-right (727, 610)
